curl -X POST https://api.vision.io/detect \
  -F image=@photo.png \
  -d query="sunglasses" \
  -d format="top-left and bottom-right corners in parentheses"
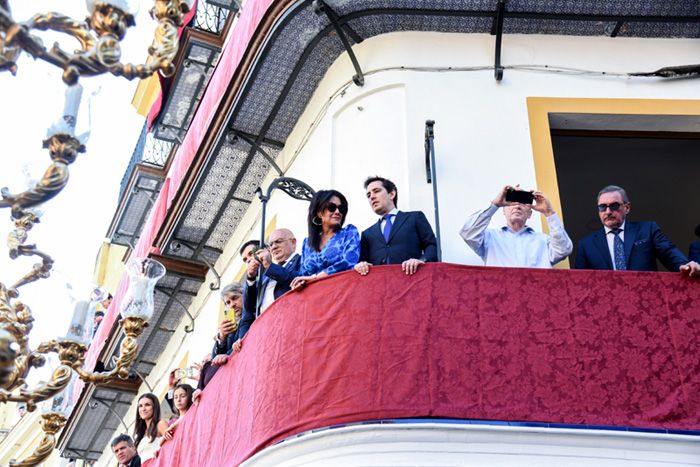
top-left (597, 202), bottom-right (626, 212)
top-left (324, 202), bottom-right (347, 214)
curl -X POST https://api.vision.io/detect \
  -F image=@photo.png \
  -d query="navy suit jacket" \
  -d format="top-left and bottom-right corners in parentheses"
top-left (360, 211), bottom-right (438, 265)
top-left (689, 241), bottom-right (700, 263)
top-left (574, 221), bottom-right (688, 272)
top-left (243, 253), bottom-right (301, 316)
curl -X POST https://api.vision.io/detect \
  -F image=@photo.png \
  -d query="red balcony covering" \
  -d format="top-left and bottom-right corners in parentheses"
top-left (146, 264), bottom-right (700, 466)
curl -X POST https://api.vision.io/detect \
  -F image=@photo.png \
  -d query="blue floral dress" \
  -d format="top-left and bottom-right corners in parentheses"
top-left (300, 224), bottom-right (360, 276)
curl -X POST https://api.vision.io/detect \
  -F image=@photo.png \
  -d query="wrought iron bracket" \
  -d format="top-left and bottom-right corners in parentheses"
top-left (154, 285), bottom-right (195, 333)
top-left (254, 177), bottom-right (315, 316)
top-left (491, 0), bottom-right (507, 81)
top-left (313, 0), bottom-right (365, 87)
top-left (168, 240), bottom-right (221, 291)
top-left (130, 365), bottom-right (155, 393)
top-left (89, 398), bottom-right (129, 433)
top-left (226, 130), bottom-right (283, 176)
top-left (424, 120), bottom-right (442, 262)
top-left (424, 120), bottom-right (435, 184)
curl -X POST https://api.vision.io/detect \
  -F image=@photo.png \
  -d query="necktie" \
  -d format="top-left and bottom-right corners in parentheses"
top-left (611, 229), bottom-right (626, 271)
top-left (383, 214), bottom-right (393, 242)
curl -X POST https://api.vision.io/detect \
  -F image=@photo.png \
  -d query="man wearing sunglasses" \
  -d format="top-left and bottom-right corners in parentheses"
top-left (575, 185), bottom-right (699, 276)
top-left (244, 228), bottom-right (301, 315)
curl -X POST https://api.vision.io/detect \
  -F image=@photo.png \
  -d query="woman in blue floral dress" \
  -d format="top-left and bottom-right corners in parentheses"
top-left (290, 189), bottom-right (360, 290)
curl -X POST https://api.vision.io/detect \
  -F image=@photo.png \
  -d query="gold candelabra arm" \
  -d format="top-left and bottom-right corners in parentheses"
top-left (109, 0), bottom-right (191, 80)
top-left (111, 16), bottom-right (179, 80)
top-left (8, 412), bottom-right (67, 467)
top-left (72, 316), bottom-right (147, 383)
top-left (0, 364), bottom-right (71, 412)
top-left (0, 134), bottom-right (84, 219)
top-left (1, 0), bottom-right (189, 84)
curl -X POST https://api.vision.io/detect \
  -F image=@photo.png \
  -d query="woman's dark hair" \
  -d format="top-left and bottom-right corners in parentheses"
top-left (307, 189), bottom-right (348, 252)
top-left (134, 393), bottom-right (161, 447)
top-left (173, 383), bottom-right (194, 414)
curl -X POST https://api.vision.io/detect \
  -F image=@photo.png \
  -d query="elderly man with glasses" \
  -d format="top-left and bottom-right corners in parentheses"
top-left (460, 184), bottom-right (573, 268)
top-left (575, 185), bottom-right (699, 276)
top-left (244, 228), bottom-right (301, 315)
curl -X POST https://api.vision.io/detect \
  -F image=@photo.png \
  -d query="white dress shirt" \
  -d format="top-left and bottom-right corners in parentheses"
top-left (253, 252), bottom-right (298, 314)
top-left (459, 204), bottom-right (573, 268)
top-left (604, 221), bottom-right (626, 270)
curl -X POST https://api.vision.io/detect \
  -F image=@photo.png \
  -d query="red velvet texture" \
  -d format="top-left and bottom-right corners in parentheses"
top-left (148, 263), bottom-right (700, 466)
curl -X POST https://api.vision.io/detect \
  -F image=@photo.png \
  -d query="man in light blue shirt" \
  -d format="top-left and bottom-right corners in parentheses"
top-left (460, 185), bottom-right (572, 268)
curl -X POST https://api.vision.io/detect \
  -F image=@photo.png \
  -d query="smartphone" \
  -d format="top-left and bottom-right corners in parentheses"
top-left (505, 189), bottom-right (534, 204)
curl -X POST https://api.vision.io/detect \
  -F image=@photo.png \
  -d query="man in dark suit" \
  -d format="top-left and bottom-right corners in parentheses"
top-left (690, 224), bottom-right (700, 263)
top-left (111, 434), bottom-right (141, 467)
top-left (244, 228), bottom-right (301, 315)
top-left (575, 185), bottom-right (699, 276)
top-left (354, 176), bottom-right (437, 276)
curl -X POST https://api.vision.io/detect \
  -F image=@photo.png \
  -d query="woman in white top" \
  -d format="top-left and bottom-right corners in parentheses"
top-left (133, 393), bottom-right (167, 462)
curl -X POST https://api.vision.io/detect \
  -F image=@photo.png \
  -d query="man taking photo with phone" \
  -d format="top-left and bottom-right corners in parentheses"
top-left (460, 184), bottom-right (572, 268)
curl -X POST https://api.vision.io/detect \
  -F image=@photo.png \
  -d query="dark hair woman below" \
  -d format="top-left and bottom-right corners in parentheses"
top-left (290, 189), bottom-right (360, 290)
top-left (160, 383), bottom-right (194, 442)
top-left (134, 393), bottom-right (167, 461)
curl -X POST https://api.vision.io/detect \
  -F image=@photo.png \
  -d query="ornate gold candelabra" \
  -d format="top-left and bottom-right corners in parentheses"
top-left (0, 1), bottom-right (186, 464)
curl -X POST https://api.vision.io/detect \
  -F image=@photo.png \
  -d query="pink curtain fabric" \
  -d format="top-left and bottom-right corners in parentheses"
top-left (144, 264), bottom-right (700, 467)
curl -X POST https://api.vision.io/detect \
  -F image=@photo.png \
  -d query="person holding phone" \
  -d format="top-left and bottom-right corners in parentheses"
top-left (211, 282), bottom-right (249, 363)
top-left (459, 184), bottom-right (572, 268)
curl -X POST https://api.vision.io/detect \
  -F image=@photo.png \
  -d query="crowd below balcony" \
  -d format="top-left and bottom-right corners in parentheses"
top-left (111, 176), bottom-right (700, 466)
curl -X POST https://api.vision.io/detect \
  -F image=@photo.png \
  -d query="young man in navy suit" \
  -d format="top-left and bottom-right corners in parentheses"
top-left (354, 176), bottom-right (437, 276)
top-left (575, 185), bottom-right (699, 276)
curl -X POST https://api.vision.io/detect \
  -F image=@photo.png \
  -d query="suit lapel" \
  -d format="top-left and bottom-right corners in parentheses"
top-left (593, 229), bottom-right (613, 270)
top-left (623, 222), bottom-right (637, 267)
top-left (387, 211), bottom-right (407, 242)
top-left (370, 219), bottom-right (385, 244)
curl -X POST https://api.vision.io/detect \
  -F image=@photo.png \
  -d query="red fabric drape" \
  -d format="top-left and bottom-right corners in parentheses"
top-left (146, 264), bottom-right (700, 467)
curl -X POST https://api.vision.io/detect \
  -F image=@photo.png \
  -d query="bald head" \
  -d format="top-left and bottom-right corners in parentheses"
top-left (269, 229), bottom-right (296, 263)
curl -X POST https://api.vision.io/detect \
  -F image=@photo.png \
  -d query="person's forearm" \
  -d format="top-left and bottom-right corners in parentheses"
top-left (459, 204), bottom-right (497, 257)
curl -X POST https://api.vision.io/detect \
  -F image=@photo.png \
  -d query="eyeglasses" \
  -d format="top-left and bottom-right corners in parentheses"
top-left (597, 202), bottom-right (627, 212)
top-left (325, 202), bottom-right (347, 214)
top-left (268, 238), bottom-right (291, 247)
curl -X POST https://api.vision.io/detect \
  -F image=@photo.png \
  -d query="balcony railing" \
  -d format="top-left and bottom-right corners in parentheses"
top-left (193, 0), bottom-right (229, 35)
top-left (145, 264), bottom-right (700, 466)
top-left (119, 124), bottom-right (172, 200)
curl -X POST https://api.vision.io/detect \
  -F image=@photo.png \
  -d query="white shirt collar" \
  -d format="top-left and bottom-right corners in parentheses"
top-left (604, 220), bottom-right (626, 235)
top-left (380, 208), bottom-right (399, 220)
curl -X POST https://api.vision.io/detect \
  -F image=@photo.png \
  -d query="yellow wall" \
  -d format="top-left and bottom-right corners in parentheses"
top-left (93, 241), bottom-right (129, 296)
top-left (131, 75), bottom-right (162, 118)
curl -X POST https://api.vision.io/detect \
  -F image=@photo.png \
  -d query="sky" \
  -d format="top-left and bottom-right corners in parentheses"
top-left (0, 1), bottom-right (159, 382)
